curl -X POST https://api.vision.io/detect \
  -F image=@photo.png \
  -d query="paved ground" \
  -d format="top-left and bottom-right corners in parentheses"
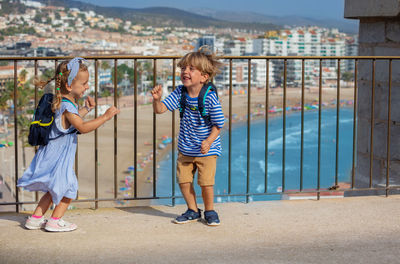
top-left (0, 196), bottom-right (399, 264)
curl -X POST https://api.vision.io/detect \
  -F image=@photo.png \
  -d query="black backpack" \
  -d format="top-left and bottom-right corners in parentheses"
top-left (179, 82), bottom-right (218, 126)
top-left (28, 94), bottom-right (77, 146)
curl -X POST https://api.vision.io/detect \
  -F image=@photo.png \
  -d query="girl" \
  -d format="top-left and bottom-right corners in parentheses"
top-left (18, 57), bottom-right (120, 232)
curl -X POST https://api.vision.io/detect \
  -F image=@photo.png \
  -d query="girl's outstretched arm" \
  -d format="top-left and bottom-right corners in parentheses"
top-left (65, 106), bottom-right (120, 134)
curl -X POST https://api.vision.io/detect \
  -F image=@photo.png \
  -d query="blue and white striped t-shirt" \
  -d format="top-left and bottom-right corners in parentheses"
top-left (162, 85), bottom-right (225, 157)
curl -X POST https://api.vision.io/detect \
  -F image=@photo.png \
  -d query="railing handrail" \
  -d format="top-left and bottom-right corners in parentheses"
top-left (1, 55), bottom-right (400, 61)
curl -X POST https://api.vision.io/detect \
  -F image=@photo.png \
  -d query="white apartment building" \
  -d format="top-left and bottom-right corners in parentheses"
top-left (223, 38), bottom-right (253, 56)
top-left (215, 60), bottom-right (275, 89)
top-left (249, 27), bottom-right (357, 86)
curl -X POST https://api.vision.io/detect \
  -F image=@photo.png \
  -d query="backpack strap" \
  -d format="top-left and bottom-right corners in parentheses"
top-left (179, 86), bottom-right (187, 119)
top-left (61, 97), bottom-right (78, 110)
top-left (48, 129), bottom-right (78, 141)
top-left (48, 97), bottom-right (79, 140)
top-left (30, 116), bottom-right (54, 127)
top-left (198, 82), bottom-right (217, 125)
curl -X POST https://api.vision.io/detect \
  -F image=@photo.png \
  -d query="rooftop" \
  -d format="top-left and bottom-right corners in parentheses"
top-left (1, 196), bottom-right (399, 264)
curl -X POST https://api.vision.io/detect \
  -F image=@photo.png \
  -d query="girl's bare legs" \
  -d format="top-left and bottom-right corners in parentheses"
top-left (44, 197), bottom-right (77, 232)
top-left (32, 192), bottom-right (53, 217)
top-left (51, 197), bottom-right (72, 218)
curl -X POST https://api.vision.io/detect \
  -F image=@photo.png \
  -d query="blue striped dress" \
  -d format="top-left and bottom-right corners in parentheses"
top-left (162, 85), bottom-right (225, 157)
top-left (17, 101), bottom-right (79, 205)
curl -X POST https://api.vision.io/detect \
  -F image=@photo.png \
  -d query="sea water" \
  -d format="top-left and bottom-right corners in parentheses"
top-left (155, 107), bottom-right (355, 204)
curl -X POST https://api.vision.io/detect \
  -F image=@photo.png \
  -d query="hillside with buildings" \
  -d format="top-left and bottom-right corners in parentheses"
top-left (0, 0), bottom-right (358, 97)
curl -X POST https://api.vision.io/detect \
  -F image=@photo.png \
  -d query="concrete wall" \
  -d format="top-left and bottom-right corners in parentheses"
top-left (345, 0), bottom-right (400, 189)
top-left (345, 0), bottom-right (400, 18)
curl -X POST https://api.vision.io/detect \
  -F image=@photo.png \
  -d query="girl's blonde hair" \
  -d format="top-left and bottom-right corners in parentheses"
top-left (34, 60), bottom-right (88, 112)
top-left (177, 46), bottom-right (223, 82)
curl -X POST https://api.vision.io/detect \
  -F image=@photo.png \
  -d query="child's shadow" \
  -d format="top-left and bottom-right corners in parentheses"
top-left (116, 206), bottom-right (178, 221)
top-left (0, 211), bottom-right (31, 229)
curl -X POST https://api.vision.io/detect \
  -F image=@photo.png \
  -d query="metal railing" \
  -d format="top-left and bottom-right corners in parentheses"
top-left (1, 55), bottom-right (400, 212)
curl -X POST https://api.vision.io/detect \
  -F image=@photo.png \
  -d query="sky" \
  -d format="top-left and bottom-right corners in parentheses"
top-left (80, 0), bottom-right (346, 20)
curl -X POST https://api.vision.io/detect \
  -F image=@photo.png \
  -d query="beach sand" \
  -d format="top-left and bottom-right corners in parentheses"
top-left (1, 85), bottom-right (356, 210)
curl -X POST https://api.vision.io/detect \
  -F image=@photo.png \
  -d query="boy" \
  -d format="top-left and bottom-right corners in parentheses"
top-left (151, 47), bottom-right (224, 226)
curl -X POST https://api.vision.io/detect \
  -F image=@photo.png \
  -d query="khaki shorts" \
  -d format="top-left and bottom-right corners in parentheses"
top-left (177, 153), bottom-right (217, 186)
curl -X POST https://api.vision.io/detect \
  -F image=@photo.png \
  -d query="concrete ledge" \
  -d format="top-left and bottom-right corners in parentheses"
top-left (1, 196), bottom-right (400, 264)
top-left (345, 0), bottom-right (400, 18)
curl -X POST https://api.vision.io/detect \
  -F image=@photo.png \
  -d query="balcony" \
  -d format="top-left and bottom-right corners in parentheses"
top-left (0, 54), bottom-right (400, 263)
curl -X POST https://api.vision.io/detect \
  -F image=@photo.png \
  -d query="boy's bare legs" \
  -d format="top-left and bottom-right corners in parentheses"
top-left (180, 183), bottom-right (199, 211)
top-left (51, 197), bottom-right (72, 218)
top-left (32, 192), bottom-right (53, 217)
top-left (202, 185), bottom-right (220, 225)
top-left (201, 185), bottom-right (214, 211)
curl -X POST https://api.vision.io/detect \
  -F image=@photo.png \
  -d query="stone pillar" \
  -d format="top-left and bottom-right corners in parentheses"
top-left (345, 0), bottom-right (400, 193)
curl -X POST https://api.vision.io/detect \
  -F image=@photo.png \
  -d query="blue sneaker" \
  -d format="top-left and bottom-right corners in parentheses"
top-left (174, 208), bottom-right (202, 224)
top-left (204, 210), bottom-right (220, 226)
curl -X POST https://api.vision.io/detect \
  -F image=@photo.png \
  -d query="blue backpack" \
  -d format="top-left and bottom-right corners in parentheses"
top-left (28, 93), bottom-right (77, 146)
top-left (179, 82), bottom-right (218, 125)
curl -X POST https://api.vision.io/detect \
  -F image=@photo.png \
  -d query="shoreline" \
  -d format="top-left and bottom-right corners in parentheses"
top-left (154, 103), bottom-right (356, 166)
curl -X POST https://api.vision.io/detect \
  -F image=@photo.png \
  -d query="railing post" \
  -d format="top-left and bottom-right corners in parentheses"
top-left (114, 59), bottom-right (118, 199)
top-left (246, 59), bottom-right (251, 203)
top-left (13, 60), bottom-right (19, 213)
top-left (352, 59), bottom-right (358, 190)
top-left (370, 59), bottom-right (376, 189)
top-left (171, 59), bottom-right (176, 206)
top-left (282, 59), bottom-right (287, 194)
top-left (317, 59), bottom-right (322, 200)
top-left (228, 59), bottom-right (232, 194)
top-left (300, 59), bottom-right (305, 192)
top-left (153, 59), bottom-right (157, 198)
top-left (264, 59), bottom-right (269, 193)
top-left (386, 59), bottom-right (392, 197)
top-left (134, 59), bottom-right (138, 199)
top-left (34, 59), bottom-right (39, 202)
top-left (265, 59), bottom-right (269, 193)
top-left (94, 59), bottom-right (99, 209)
top-left (335, 59), bottom-right (341, 187)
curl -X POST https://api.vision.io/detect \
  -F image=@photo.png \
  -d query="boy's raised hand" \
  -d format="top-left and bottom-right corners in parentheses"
top-left (151, 84), bottom-right (163, 101)
top-left (152, 84), bottom-right (168, 114)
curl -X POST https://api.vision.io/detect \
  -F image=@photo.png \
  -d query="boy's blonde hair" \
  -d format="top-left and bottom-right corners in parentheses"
top-left (177, 46), bottom-right (223, 82)
top-left (34, 60), bottom-right (88, 112)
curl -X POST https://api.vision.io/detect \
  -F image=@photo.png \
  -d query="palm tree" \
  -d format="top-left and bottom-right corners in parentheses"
top-left (101, 61), bottom-right (110, 70)
top-left (19, 69), bottom-right (28, 85)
